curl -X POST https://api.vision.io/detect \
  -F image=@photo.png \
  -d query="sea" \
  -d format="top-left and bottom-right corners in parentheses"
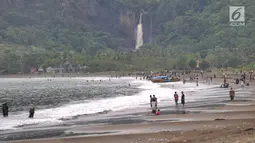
top-left (0, 77), bottom-right (252, 131)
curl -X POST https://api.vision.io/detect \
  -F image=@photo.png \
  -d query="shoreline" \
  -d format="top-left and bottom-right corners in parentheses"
top-left (4, 97), bottom-right (255, 142)
top-left (8, 107), bottom-right (255, 143)
top-left (0, 69), bottom-right (218, 78)
top-left (2, 73), bottom-right (255, 143)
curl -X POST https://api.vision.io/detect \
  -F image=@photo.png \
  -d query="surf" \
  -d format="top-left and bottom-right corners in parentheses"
top-left (0, 77), bottom-right (223, 130)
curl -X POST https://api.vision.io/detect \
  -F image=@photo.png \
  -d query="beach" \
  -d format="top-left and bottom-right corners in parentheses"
top-left (8, 104), bottom-right (255, 143)
top-left (0, 73), bottom-right (254, 143)
top-left (8, 106), bottom-right (255, 143)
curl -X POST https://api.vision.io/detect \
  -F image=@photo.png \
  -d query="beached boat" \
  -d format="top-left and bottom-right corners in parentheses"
top-left (150, 76), bottom-right (180, 83)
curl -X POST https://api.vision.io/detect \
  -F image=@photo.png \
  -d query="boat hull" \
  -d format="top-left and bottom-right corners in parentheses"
top-left (151, 79), bottom-right (180, 83)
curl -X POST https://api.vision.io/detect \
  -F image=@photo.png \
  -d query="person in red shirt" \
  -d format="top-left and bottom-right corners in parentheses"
top-left (174, 92), bottom-right (179, 106)
top-left (156, 109), bottom-right (160, 115)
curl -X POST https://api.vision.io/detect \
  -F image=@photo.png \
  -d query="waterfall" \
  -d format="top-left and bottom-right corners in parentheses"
top-left (135, 13), bottom-right (143, 50)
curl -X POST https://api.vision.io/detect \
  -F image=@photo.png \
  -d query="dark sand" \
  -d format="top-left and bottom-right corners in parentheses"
top-left (6, 101), bottom-right (255, 143)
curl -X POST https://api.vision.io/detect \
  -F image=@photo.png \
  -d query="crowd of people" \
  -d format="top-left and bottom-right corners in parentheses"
top-left (148, 89), bottom-right (237, 116)
top-left (148, 69), bottom-right (255, 116)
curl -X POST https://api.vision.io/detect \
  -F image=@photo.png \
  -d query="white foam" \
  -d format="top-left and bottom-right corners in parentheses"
top-left (0, 78), bottom-right (218, 130)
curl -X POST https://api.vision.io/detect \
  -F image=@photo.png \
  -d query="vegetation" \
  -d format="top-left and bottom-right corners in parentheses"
top-left (0, 0), bottom-right (255, 74)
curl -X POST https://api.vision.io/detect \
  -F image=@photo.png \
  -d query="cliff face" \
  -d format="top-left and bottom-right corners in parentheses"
top-left (0, 0), bottom-right (145, 50)
top-left (0, 0), bottom-right (219, 52)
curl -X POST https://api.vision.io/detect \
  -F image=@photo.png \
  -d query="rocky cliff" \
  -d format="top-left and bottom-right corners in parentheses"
top-left (0, 0), bottom-right (153, 50)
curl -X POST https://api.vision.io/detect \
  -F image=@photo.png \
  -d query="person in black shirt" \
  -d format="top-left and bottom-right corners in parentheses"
top-left (181, 91), bottom-right (185, 107)
top-left (29, 106), bottom-right (35, 118)
top-left (150, 95), bottom-right (152, 107)
top-left (2, 103), bottom-right (8, 117)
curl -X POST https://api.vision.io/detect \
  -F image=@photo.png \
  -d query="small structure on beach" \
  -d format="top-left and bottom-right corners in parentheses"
top-left (65, 64), bottom-right (81, 73)
top-left (196, 59), bottom-right (201, 68)
top-left (46, 67), bottom-right (64, 74)
top-left (30, 67), bottom-right (37, 74)
top-left (38, 67), bottom-right (44, 74)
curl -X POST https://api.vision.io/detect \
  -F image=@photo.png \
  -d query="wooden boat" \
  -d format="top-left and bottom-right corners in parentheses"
top-left (151, 76), bottom-right (180, 83)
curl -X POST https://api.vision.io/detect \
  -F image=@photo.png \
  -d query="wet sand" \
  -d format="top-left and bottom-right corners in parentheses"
top-left (8, 101), bottom-right (255, 143)
top-left (8, 120), bottom-right (255, 143)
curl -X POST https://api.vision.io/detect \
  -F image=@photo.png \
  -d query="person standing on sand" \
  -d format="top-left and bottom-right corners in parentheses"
top-left (151, 96), bottom-right (157, 115)
top-left (150, 95), bottom-right (152, 107)
top-left (174, 92), bottom-right (179, 106)
top-left (229, 88), bottom-right (235, 100)
top-left (151, 102), bottom-right (157, 115)
top-left (152, 95), bottom-right (157, 107)
top-left (181, 91), bottom-right (185, 107)
top-left (241, 80), bottom-right (244, 87)
top-left (29, 105), bottom-right (35, 118)
top-left (200, 70), bottom-right (203, 78)
top-left (183, 79), bottom-right (186, 84)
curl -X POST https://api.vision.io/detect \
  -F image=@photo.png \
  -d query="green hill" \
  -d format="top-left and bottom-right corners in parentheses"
top-left (0, 0), bottom-right (254, 74)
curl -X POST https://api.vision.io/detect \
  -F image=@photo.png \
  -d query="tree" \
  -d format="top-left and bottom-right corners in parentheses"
top-left (200, 60), bottom-right (210, 70)
top-left (200, 51), bottom-right (208, 59)
top-left (176, 55), bottom-right (188, 70)
top-left (226, 57), bottom-right (242, 68)
top-left (1, 0), bottom-right (255, 74)
top-left (187, 59), bottom-right (197, 69)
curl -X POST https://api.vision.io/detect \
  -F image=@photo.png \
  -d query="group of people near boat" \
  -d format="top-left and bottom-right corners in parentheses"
top-left (2, 103), bottom-right (35, 118)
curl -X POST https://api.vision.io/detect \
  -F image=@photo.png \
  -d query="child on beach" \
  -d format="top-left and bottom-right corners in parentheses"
top-left (156, 109), bottom-right (160, 115)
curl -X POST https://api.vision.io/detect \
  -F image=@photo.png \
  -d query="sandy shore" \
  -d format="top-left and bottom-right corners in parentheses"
top-left (8, 101), bottom-right (255, 143)
top-left (8, 119), bottom-right (255, 143)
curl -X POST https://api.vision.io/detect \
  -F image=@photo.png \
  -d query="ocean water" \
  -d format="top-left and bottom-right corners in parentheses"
top-left (0, 77), bottom-right (252, 130)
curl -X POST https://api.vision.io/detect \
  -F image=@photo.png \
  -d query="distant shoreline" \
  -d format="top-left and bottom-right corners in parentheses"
top-left (0, 70), bottom-right (210, 78)
top-left (0, 72), bottom-right (130, 78)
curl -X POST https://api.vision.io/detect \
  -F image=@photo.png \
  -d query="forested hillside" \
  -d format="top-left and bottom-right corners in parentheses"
top-left (0, 0), bottom-right (255, 74)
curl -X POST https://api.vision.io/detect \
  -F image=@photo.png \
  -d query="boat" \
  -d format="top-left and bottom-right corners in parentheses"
top-left (150, 76), bottom-right (180, 83)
